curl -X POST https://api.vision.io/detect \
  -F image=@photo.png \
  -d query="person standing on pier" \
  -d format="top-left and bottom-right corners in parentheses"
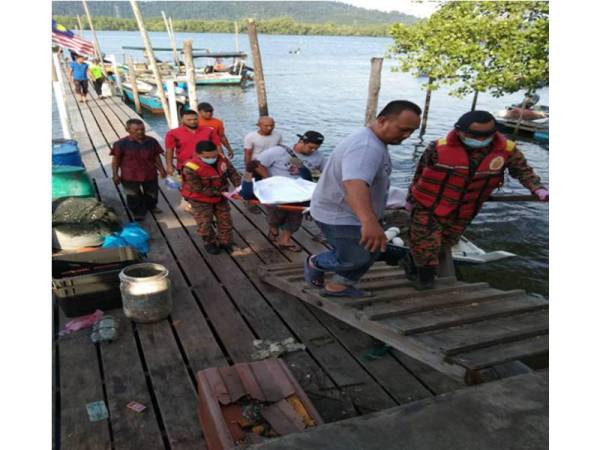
top-left (305, 101), bottom-right (422, 298)
top-left (251, 131), bottom-right (326, 252)
top-left (180, 140), bottom-right (242, 255)
top-left (89, 59), bottom-right (105, 99)
top-left (197, 102), bottom-right (235, 159)
top-left (164, 110), bottom-right (221, 176)
top-left (405, 110), bottom-right (549, 290)
top-left (111, 119), bottom-right (167, 221)
top-left (68, 54), bottom-right (91, 103)
top-left (243, 116), bottom-right (283, 169)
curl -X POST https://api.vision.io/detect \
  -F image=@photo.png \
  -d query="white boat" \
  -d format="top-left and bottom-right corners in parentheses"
top-left (495, 105), bottom-right (549, 134)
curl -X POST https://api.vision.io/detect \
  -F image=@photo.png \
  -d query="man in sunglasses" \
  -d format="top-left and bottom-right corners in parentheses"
top-left (405, 110), bottom-right (548, 290)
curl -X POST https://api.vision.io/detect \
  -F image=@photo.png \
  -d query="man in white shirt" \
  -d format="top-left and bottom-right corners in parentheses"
top-left (243, 116), bottom-right (283, 169)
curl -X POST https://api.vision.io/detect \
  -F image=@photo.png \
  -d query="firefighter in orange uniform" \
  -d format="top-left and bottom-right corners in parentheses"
top-left (180, 140), bottom-right (241, 255)
top-left (405, 111), bottom-right (549, 289)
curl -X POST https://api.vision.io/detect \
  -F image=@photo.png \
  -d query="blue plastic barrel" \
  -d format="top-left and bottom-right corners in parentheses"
top-left (52, 139), bottom-right (83, 167)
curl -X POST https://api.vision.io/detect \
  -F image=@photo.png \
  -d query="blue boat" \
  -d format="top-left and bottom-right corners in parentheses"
top-left (533, 131), bottom-right (549, 143)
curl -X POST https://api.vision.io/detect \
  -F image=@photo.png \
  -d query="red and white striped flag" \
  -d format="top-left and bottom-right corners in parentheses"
top-left (52, 20), bottom-right (96, 57)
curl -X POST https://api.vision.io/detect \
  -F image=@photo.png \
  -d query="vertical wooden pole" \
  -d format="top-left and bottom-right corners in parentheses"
top-left (471, 90), bottom-right (479, 111)
top-left (183, 40), bottom-right (198, 111)
top-left (419, 77), bottom-right (433, 139)
top-left (364, 57), bottom-right (383, 126)
top-left (512, 96), bottom-right (528, 137)
top-left (108, 54), bottom-right (122, 95)
top-left (247, 19), bottom-right (269, 116)
top-left (52, 53), bottom-right (72, 139)
top-left (81, 0), bottom-right (106, 71)
top-left (234, 21), bottom-right (240, 53)
top-left (77, 15), bottom-right (84, 37)
top-left (129, 0), bottom-right (171, 126)
top-left (127, 56), bottom-right (142, 115)
top-left (166, 80), bottom-right (179, 129)
top-left (162, 11), bottom-right (180, 68)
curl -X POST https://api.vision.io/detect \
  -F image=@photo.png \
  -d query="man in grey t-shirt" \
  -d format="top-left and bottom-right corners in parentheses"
top-left (254, 131), bottom-right (325, 252)
top-left (243, 116), bottom-right (283, 168)
top-left (305, 101), bottom-right (422, 298)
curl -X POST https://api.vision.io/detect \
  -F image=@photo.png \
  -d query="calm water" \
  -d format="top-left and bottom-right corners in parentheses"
top-left (53, 31), bottom-right (549, 296)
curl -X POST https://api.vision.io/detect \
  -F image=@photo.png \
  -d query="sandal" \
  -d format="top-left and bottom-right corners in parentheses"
top-left (319, 286), bottom-right (373, 298)
top-left (277, 242), bottom-right (302, 252)
top-left (304, 255), bottom-right (325, 288)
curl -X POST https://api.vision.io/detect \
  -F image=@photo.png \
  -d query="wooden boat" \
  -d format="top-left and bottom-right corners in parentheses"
top-left (122, 79), bottom-right (187, 115)
top-left (495, 105), bottom-right (549, 135)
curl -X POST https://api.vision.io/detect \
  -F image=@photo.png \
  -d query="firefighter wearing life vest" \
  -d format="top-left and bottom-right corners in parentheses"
top-left (180, 140), bottom-right (241, 255)
top-left (405, 111), bottom-right (549, 290)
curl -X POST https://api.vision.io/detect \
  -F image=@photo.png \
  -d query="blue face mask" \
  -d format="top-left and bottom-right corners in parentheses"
top-left (201, 157), bottom-right (217, 164)
top-left (459, 135), bottom-right (494, 149)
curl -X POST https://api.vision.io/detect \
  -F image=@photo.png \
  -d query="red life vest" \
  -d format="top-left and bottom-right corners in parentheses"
top-left (411, 130), bottom-right (516, 220)
top-left (180, 155), bottom-right (230, 203)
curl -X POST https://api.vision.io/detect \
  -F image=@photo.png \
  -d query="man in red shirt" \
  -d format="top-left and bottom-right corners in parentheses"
top-left (111, 119), bottom-right (167, 221)
top-left (164, 110), bottom-right (221, 175)
top-left (198, 102), bottom-right (234, 159)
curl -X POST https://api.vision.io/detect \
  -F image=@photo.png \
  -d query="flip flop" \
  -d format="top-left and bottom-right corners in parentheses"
top-left (319, 286), bottom-right (373, 298)
top-left (277, 243), bottom-right (302, 252)
top-left (304, 255), bottom-right (325, 288)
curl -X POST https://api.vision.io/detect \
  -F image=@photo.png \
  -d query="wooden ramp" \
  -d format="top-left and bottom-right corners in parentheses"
top-left (259, 262), bottom-right (549, 384)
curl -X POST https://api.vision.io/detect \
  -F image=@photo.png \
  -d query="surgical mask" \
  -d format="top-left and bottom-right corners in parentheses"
top-left (201, 157), bottom-right (217, 164)
top-left (459, 135), bottom-right (493, 149)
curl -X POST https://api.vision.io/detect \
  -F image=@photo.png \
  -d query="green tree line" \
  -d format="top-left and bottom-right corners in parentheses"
top-left (53, 15), bottom-right (392, 37)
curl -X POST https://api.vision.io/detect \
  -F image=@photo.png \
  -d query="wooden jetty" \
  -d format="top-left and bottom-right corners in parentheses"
top-left (53, 60), bottom-right (548, 449)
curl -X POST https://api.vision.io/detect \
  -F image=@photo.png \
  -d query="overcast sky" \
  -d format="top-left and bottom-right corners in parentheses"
top-left (340, 0), bottom-right (440, 18)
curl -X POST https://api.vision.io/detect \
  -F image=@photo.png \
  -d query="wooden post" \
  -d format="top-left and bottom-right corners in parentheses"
top-left (77, 15), bottom-right (84, 37)
top-left (247, 19), bottom-right (269, 116)
top-left (127, 56), bottom-right (142, 115)
top-left (234, 21), bottom-right (240, 53)
top-left (183, 40), bottom-right (198, 111)
top-left (419, 77), bottom-right (433, 139)
top-left (364, 57), bottom-right (383, 126)
top-left (471, 90), bottom-right (479, 111)
top-left (129, 0), bottom-right (171, 126)
top-left (52, 53), bottom-right (72, 139)
top-left (162, 11), bottom-right (180, 68)
top-left (166, 79), bottom-right (179, 129)
top-left (81, 0), bottom-right (106, 73)
top-left (108, 54), bottom-right (122, 95)
top-left (512, 97), bottom-right (528, 137)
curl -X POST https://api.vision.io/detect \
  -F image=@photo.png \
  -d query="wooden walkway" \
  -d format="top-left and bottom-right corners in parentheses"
top-left (53, 67), bottom-right (470, 450)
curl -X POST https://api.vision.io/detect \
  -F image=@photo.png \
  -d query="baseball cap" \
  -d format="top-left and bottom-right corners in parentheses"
top-left (296, 131), bottom-right (324, 145)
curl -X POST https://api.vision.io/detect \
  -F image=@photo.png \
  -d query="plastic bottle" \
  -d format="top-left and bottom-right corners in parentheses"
top-left (384, 227), bottom-right (400, 242)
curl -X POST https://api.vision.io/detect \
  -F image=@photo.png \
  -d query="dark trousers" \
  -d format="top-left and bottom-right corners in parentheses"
top-left (122, 179), bottom-right (159, 217)
top-left (74, 79), bottom-right (89, 96)
top-left (92, 77), bottom-right (105, 96)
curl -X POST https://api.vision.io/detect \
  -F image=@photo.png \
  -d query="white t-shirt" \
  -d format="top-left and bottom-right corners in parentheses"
top-left (243, 131), bottom-right (283, 158)
top-left (256, 145), bottom-right (327, 179)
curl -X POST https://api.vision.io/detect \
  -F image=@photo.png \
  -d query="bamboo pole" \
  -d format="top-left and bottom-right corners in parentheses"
top-left (247, 19), bottom-right (269, 116)
top-left (364, 57), bottom-right (383, 126)
top-left (234, 21), bottom-right (240, 53)
top-left (419, 77), bottom-right (433, 139)
top-left (81, 0), bottom-right (106, 74)
top-left (166, 79), bottom-right (179, 129)
top-left (77, 15), bottom-right (84, 37)
top-left (512, 97), bottom-right (528, 137)
top-left (162, 11), bottom-right (180, 68)
top-left (129, 0), bottom-right (171, 126)
top-left (183, 40), bottom-right (198, 111)
top-left (127, 56), bottom-right (142, 115)
top-left (471, 90), bottom-right (479, 111)
top-left (52, 53), bottom-right (72, 139)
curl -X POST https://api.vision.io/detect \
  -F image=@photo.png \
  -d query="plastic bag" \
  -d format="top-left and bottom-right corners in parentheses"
top-left (102, 223), bottom-right (150, 255)
top-left (164, 175), bottom-right (181, 190)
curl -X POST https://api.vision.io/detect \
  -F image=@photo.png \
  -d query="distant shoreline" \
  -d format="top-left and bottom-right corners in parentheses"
top-left (53, 16), bottom-right (394, 37)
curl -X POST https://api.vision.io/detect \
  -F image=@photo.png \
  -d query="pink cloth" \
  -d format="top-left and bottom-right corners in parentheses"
top-left (59, 310), bottom-right (104, 336)
top-left (534, 188), bottom-right (549, 202)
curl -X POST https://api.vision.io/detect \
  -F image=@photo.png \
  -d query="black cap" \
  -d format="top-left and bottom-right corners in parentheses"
top-left (296, 131), bottom-right (324, 145)
top-left (454, 111), bottom-right (496, 135)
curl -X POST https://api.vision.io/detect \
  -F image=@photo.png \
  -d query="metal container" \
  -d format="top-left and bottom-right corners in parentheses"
top-left (119, 263), bottom-right (172, 323)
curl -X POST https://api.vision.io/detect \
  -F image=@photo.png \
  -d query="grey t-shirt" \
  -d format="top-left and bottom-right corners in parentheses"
top-left (256, 145), bottom-right (326, 179)
top-left (243, 131), bottom-right (283, 157)
top-left (310, 127), bottom-right (391, 226)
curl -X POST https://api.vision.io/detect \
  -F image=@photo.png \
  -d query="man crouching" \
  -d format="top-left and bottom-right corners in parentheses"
top-left (180, 141), bottom-right (241, 255)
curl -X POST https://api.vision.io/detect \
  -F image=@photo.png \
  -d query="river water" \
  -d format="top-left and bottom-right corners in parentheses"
top-left (52, 31), bottom-right (549, 296)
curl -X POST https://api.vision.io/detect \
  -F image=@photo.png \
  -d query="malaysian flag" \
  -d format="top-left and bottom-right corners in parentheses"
top-left (52, 20), bottom-right (96, 57)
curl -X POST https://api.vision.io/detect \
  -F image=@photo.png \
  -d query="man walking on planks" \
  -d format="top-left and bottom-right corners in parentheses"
top-left (305, 101), bottom-right (421, 298)
top-left (405, 110), bottom-right (549, 290)
top-left (111, 119), bottom-right (167, 221)
top-left (68, 54), bottom-right (92, 103)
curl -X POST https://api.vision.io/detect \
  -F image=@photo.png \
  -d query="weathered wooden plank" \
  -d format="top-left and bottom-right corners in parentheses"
top-left (414, 310), bottom-right (549, 357)
top-left (449, 334), bottom-right (549, 370)
top-left (383, 295), bottom-right (548, 335)
top-left (365, 288), bottom-right (527, 321)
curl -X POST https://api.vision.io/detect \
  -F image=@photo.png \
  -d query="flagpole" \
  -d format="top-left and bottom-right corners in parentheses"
top-left (77, 15), bottom-right (84, 38)
top-left (81, 0), bottom-right (107, 76)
